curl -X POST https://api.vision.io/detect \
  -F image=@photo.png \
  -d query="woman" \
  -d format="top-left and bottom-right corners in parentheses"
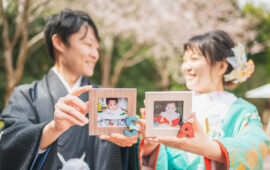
top-left (139, 30), bottom-right (269, 169)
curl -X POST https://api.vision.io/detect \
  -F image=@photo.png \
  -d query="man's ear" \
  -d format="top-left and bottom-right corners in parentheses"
top-left (51, 34), bottom-right (66, 54)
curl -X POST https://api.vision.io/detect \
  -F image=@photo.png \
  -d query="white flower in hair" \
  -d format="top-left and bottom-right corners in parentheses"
top-left (224, 43), bottom-right (254, 84)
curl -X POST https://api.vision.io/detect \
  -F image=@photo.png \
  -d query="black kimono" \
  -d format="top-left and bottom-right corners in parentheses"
top-left (0, 69), bottom-right (138, 170)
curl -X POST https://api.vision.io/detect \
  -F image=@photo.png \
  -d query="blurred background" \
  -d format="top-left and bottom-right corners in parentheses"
top-left (0, 0), bottom-right (270, 124)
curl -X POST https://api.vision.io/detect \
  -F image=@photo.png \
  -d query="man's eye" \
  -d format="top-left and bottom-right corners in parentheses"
top-left (191, 55), bottom-right (201, 60)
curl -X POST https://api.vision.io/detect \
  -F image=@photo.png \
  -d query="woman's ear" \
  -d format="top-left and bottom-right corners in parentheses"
top-left (218, 60), bottom-right (228, 76)
top-left (51, 34), bottom-right (66, 54)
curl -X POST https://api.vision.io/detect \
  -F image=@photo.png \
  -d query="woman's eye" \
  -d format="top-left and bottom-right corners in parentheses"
top-left (191, 55), bottom-right (200, 60)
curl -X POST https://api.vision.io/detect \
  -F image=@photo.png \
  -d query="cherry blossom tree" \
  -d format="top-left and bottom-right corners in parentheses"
top-left (70, 0), bottom-right (256, 89)
top-left (0, 0), bottom-right (50, 106)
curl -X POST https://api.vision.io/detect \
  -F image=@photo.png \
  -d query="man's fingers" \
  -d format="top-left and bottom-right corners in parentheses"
top-left (111, 133), bottom-right (139, 140)
top-left (55, 110), bottom-right (86, 126)
top-left (58, 103), bottom-right (88, 124)
top-left (70, 85), bottom-right (92, 96)
top-left (61, 96), bottom-right (88, 114)
top-left (100, 134), bottom-right (139, 147)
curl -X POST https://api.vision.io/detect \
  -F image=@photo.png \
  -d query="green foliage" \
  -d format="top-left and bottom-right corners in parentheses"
top-left (1, 2), bottom-right (270, 120)
top-left (117, 59), bottom-right (159, 114)
top-left (233, 3), bottom-right (270, 116)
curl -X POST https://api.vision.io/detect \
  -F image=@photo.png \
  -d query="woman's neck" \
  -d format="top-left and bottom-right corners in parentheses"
top-left (196, 82), bottom-right (224, 94)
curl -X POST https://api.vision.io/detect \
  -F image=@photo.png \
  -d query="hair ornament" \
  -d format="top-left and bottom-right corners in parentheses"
top-left (224, 43), bottom-right (254, 84)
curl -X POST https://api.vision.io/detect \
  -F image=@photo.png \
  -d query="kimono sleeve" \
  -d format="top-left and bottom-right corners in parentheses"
top-left (0, 86), bottom-right (49, 170)
top-left (137, 137), bottom-right (189, 170)
top-left (216, 107), bottom-right (270, 169)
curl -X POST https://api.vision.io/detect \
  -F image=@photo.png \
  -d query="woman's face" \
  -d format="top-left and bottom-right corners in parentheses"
top-left (181, 49), bottom-right (225, 93)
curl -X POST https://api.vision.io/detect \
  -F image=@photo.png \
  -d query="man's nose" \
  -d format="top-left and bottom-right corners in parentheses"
top-left (90, 48), bottom-right (99, 61)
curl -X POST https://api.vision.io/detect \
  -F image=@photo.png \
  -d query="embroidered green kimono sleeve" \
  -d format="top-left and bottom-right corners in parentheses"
top-left (217, 99), bottom-right (270, 169)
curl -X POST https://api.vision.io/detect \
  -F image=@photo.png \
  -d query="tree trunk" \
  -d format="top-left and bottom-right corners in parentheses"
top-left (155, 59), bottom-right (170, 90)
top-left (3, 81), bottom-right (16, 107)
top-left (101, 37), bottom-right (113, 87)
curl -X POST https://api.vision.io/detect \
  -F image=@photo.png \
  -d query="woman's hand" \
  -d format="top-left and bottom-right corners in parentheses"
top-left (146, 115), bottom-right (225, 163)
top-left (140, 108), bottom-right (160, 156)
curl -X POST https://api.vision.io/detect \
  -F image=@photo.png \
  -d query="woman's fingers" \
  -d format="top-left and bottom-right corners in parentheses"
top-left (140, 108), bottom-right (146, 119)
top-left (137, 119), bottom-right (145, 134)
top-left (192, 114), bottom-right (206, 135)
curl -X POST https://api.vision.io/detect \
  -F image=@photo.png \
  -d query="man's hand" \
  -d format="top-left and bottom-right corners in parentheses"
top-left (52, 86), bottom-right (92, 133)
top-left (99, 133), bottom-right (140, 147)
top-left (40, 86), bottom-right (92, 150)
top-left (99, 118), bottom-right (145, 147)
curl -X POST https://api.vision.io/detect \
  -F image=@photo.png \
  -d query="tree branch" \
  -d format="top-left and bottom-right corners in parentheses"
top-left (11, 0), bottom-right (25, 48)
top-left (27, 31), bottom-right (44, 55)
top-left (101, 37), bottom-right (114, 87)
top-left (0, 0), bottom-right (14, 81)
top-left (29, 0), bottom-right (50, 23)
top-left (110, 45), bottom-right (141, 87)
top-left (0, 0), bottom-right (11, 48)
top-left (125, 54), bottom-right (150, 67)
top-left (14, 0), bottom-right (30, 85)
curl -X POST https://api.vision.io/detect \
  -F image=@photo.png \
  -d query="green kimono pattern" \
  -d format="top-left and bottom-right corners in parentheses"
top-left (138, 98), bottom-right (270, 170)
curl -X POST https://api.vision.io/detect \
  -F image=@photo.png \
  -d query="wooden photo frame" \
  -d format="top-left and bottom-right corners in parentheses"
top-left (89, 88), bottom-right (137, 136)
top-left (145, 91), bottom-right (192, 137)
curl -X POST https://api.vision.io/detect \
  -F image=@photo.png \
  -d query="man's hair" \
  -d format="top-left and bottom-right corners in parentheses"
top-left (44, 8), bottom-right (99, 62)
top-left (106, 98), bottom-right (118, 105)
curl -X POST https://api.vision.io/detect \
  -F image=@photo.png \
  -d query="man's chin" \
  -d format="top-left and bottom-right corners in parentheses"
top-left (82, 71), bottom-right (94, 77)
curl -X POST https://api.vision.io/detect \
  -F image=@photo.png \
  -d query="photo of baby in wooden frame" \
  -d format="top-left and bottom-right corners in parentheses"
top-left (145, 91), bottom-right (192, 137)
top-left (89, 88), bottom-right (137, 136)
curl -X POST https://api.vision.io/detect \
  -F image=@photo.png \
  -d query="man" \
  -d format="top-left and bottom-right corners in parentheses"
top-left (0, 8), bottom-right (139, 170)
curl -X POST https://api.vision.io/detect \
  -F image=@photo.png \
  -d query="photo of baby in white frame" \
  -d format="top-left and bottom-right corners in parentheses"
top-left (153, 101), bottom-right (183, 128)
top-left (145, 91), bottom-right (192, 137)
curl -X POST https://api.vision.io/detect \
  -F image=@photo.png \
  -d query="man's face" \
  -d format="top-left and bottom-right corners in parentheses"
top-left (61, 25), bottom-right (99, 77)
top-left (107, 100), bottom-right (118, 111)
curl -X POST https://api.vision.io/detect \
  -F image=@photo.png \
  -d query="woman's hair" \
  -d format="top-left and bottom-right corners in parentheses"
top-left (184, 30), bottom-right (235, 88)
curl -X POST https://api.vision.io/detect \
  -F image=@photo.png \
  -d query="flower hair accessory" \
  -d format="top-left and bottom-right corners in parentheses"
top-left (224, 43), bottom-right (254, 84)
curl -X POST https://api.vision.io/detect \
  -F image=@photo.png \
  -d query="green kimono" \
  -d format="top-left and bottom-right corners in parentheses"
top-left (138, 92), bottom-right (269, 170)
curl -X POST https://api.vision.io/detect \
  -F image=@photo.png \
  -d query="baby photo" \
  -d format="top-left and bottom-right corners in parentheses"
top-left (153, 101), bottom-right (183, 128)
top-left (97, 98), bottom-right (128, 127)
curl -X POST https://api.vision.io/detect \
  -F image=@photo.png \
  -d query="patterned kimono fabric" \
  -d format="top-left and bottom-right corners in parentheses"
top-left (138, 91), bottom-right (270, 170)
